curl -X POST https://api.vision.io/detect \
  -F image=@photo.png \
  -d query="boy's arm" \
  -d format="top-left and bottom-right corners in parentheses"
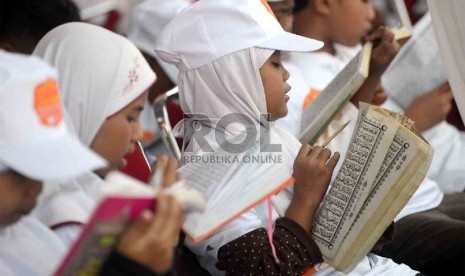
top-left (350, 27), bottom-right (400, 107)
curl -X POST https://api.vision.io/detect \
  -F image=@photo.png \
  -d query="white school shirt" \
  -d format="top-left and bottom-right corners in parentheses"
top-left (382, 98), bottom-right (465, 193)
top-left (277, 46), bottom-right (443, 222)
top-left (33, 172), bottom-right (103, 247)
top-left (0, 217), bottom-right (66, 275)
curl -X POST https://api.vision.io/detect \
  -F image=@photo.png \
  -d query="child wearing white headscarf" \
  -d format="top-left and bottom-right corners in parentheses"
top-left (32, 22), bottom-right (155, 246)
top-left (155, 0), bottom-right (420, 275)
top-left (0, 48), bottom-right (184, 275)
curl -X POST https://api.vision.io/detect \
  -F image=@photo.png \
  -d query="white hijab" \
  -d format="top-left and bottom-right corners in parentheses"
top-left (175, 47), bottom-right (301, 157)
top-left (172, 48), bottom-right (300, 273)
top-left (31, 23), bottom-right (156, 241)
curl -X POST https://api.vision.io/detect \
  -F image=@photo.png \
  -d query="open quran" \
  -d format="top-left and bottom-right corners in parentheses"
top-left (311, 103), bottom-right (433, 273)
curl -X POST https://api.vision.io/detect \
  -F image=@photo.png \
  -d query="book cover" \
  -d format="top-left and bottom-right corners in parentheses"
top-left (119, 141), bottom-right (152, 183)
top-left (54, 196), bottom-right (154, 275)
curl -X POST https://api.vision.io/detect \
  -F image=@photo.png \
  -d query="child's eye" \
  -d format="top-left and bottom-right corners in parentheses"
top-left (272, 62), bottom-right (282, 69)
top-left (127, 116), bottom-right (136, 123)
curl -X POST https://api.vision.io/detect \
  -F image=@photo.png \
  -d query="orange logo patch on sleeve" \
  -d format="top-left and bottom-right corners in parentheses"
top-left (34, 79), bottom-right (63, 127)
top-left (302, 88), bottom-right (321, 110)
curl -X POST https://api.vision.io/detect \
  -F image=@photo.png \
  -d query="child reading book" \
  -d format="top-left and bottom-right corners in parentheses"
top-left (31, 22), bottom-right (183, 250)
top-left (155, 0), bottom-right (421, 275)
top-left (276, 0), bottom-right (465, 274)
top-left (0, 50), bottom-right (183, 275)
top-left (380, 13), bottom-right (465, 194)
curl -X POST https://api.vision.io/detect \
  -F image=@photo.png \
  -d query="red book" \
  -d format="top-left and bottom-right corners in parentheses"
top-left (119, 141), bottom-right (152, 183)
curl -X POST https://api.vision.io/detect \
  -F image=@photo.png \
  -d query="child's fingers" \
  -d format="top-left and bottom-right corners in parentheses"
top-left (153, 196), bottom-right (183, 246)
top-left (162, 157), bottom-right (179, 187)
top-left (378, 26), bottom-right (394, 40)
top-left (318, 147), bottom-right (332, 162)
top-left (308, 145), bottom-right (322, 159)
top-left (297, 144), bottom-right (312, 157)
top-left (128, 209), bottom-right (153, 235)
top-left (175, 172), bottom-right (181, 182)
top-left (439, 82), bottom-right (451, 91)
top-left (442, 89), bottom-right (454, 101)
top-left (152, 155), bottom-right (168, 176)
top-left (365, 26), bottom-right (385, 42)
top-left (159, 197), bottom-right (184, 244)
top-left (327, 152), bottom-right (340, 170)
top-left (151, 192), bottom-right (170, 233)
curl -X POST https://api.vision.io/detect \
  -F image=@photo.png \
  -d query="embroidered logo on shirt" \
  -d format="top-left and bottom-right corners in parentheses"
top-left (123, 58), bottom-right (141, 94)
top-left (34, 78), bottom-right (63, 127)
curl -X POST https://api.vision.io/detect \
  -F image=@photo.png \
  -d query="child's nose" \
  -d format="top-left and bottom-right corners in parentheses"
top-left (283, 67), bottom-right (290, 81)
top-left (26, 181), bottom-right (43, 198)
top-left (367, 2), bottom-right (376, 23)
top-left (131, 122), bottom-right (144, 142)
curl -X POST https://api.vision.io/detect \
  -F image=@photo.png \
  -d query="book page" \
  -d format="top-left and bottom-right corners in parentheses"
top-left (334, 122), bottom-right (431, 273)
top-left (382, 13), bottom-right (448, 109)
top-left (428, 0), bottom-right (465, 123)
top-left (178, 160), bottom-right (234, 199)
top-left (178, 137), bottom-right (294, 241)
top-left (311, 104), bottom-right (399, 259)
top-left (299, 43), bottom-right (372, 145)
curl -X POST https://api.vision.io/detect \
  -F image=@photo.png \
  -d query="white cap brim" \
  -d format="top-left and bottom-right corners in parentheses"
top-left (258, 32), bottom-right (324, 52)
top-left (0, 134), bottom-right (106, 182)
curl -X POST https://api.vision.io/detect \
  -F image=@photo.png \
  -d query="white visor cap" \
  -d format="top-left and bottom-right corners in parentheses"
top-left (155, 0), bottom-right (323, 71)
top-left (0, 51), bottom-right (106, 182)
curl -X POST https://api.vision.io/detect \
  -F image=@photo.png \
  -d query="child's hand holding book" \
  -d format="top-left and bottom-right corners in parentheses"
top-left (366, 26), bottom-right (400, 76)
top-left (116, 191), bottom-right (184, 274)
top-left (405, 82), bottom-right (453, 131)
top-left (286, 145), bottom-right (340, 232)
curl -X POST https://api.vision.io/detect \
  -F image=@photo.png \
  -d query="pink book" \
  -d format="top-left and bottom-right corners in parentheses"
top-left (54, 174), bottom-right (155, 275)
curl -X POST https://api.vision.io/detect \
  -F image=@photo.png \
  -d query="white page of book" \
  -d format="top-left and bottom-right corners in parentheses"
top-left (311, 105), bottom-right (399, 259)
top-left (299, 44), bottom-right (372, 145)
top-left (428, 0), bottom-right (465, 123)
top-left (334, 122), bottom-right (422, 272)
top-left (179, 141), bottom-right (293, 241)
top-left (381, 13), bottom-right (448, 110)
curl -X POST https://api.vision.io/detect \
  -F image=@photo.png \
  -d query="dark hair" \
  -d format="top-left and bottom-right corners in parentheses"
top-left (1, 0), bottom-right (80, 45)
top-left (294, 0), bottom-right (309, 13)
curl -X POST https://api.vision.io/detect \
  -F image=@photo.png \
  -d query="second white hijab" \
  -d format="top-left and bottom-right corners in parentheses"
top-left (32, 22), bottom-right (156, 246)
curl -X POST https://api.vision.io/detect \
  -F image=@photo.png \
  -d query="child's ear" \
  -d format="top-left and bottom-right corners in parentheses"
top-left (313, 0), bottom-right (332, 15)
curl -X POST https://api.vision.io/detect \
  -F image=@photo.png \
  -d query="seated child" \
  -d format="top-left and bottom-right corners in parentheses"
top-left (0, 50), bottom-right (182, 275)
top-left (154, 0), bottom-right (421, 275)
top-left (32, 22), bottom-right (184, 264)
top-left (276, 0), bottom-right (465, 274)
